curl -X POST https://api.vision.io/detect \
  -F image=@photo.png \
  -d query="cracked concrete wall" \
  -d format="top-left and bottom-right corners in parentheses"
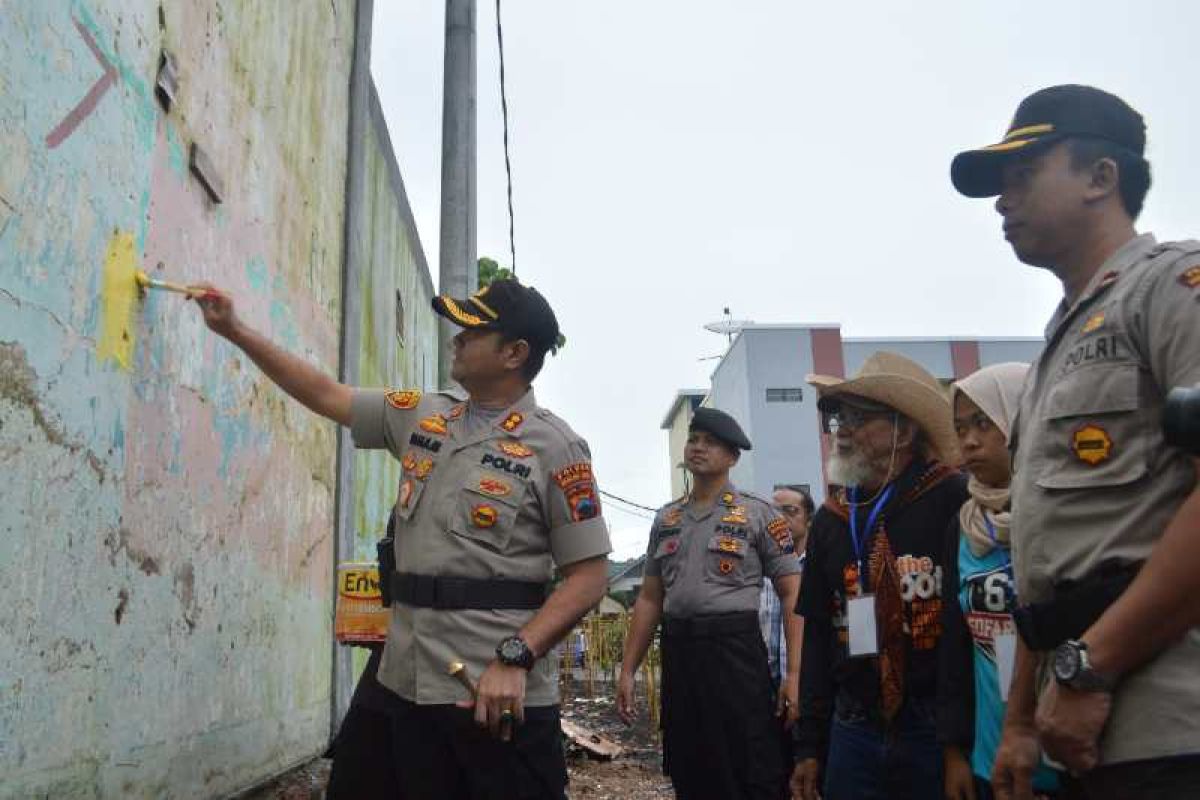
top-left (0, 2), bottom-right (361, 797)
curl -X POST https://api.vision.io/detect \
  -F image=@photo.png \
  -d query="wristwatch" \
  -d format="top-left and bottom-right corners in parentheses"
top-left (1052, 639), bottom-right (1115, 692)
top-left (496, 636), bottom-right (536, 671)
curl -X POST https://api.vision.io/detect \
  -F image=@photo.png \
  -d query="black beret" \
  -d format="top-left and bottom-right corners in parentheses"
top-left (689, 407), bottom-right (752, 451)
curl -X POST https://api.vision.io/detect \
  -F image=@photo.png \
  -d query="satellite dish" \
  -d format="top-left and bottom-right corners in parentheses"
top-left (703, 319), bottom-right (754, 336)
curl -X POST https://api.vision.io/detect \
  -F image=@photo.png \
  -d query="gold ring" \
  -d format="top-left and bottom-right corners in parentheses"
top-left (500, 709), bottom-right (515, 718)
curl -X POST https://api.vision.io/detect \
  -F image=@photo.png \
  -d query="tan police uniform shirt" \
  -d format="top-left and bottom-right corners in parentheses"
top-left (351, 387), bottom-right (612, 706)
top-left (644, 485), bottom-right (801, 617)
top-left (1010, 233), bottom-right (1200, 764)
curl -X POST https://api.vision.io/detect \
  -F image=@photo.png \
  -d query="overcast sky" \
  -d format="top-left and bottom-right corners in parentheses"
top-left (371, 0), bottom-right (1200, 558)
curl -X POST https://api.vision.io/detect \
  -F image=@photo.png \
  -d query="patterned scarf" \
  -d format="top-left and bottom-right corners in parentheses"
top-left (869, 522), bottom-right (905, 722)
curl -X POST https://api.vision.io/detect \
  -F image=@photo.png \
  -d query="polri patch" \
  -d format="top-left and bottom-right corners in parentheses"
top-left (1180, 265), bottom-right (1200, 289)
top-left (420, 414), bottom-right (448, 435)
top-left (477, 477), bottom-right (512, 497)
top-left (386, 389), bottom-right (421, 410)
top-left (401, 452), bottom-right (418, 472)
top-left (472, 504), bottom-right (499, 528)
top-left (414, 458), bottom-right (434, 481)
top-left (501, 412), bottom-right (524, 432)
top-left (1072, 424), bottom-right (1113, 466)
top-left (481, 452), bottom-right (532, 479)
top-left (498, 441), bottom-right (534, 459)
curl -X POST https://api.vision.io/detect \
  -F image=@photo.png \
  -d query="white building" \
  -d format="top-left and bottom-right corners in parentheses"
top-left (662, 324), bottom-right (1042, 505)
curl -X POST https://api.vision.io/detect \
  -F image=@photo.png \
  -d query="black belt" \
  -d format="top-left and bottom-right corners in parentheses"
top-left (390, 571), bottom-right (547, 610)
top-left (1013, 559), bottom-right (1142, 651)
top-left (661, 611), bottom-right (759, 638)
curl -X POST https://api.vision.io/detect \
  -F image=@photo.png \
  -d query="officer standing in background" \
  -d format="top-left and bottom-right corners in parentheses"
top-left (617, 408), bottom-right (802, 800)
top-left (194, 278), bottom-right (611, 799)
top-left (951, 85), bottom-right (1200, 799)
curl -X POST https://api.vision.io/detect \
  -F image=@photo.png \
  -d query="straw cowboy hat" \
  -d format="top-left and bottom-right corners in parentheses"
top-left (807, 351), bottom-right (960, 466)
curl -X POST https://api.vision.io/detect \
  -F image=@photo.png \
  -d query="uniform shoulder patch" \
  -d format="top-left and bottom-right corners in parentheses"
top-left (385, 389), bottom-right (421, 410)
top-left (553, 462), bottom-right (594, 489)
top-left (501, 412), bottom-right (524, 432)
top-left (767, 517), bottom-right (795, 553)
top-left (1179, 264), bottom-right (1200, 289)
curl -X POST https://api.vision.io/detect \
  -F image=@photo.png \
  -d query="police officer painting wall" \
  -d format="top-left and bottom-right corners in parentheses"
top-left (952, 85), bottom-right (1200, 800)
top-left (193, 278), bottom-right (611, 799)
top-left (617, 408), bottom-right (802, 800)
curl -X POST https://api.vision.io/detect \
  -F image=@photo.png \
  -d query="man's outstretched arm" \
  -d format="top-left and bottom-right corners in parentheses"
top-left (194, 287), bottom-right (352, 425)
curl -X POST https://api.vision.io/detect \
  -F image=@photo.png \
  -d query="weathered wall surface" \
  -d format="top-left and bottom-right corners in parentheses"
top-left (0, 2), bottom-right (357, 796)
top-left (351, 81), bottom-right (439, 556)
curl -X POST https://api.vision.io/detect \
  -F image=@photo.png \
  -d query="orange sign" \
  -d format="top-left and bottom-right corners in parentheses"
top-left (335, 562), bottom-right (388, 644)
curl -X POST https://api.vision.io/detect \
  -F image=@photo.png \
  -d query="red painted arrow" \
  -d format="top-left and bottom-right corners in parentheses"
top-left (45, 16), bottom-right (117, 149)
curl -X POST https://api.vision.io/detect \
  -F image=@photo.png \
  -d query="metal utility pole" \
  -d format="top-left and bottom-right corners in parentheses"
top-left (438, 0), bottom-right (478, 389)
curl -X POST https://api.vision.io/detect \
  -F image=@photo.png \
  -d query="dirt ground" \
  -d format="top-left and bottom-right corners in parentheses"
top-left (239, 687), bottom-right (672, 799)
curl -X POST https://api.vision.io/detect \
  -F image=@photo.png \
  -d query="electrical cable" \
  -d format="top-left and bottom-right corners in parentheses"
top-left (494, 0), bottom-right (517, 276)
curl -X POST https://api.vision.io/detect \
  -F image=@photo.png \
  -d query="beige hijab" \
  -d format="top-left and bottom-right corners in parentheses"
top-left (953, 362), bottom-right (1030, 557)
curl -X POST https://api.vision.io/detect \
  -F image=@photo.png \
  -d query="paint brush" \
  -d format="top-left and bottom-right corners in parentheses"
top-left (135, 269), bottom-right (207, 298)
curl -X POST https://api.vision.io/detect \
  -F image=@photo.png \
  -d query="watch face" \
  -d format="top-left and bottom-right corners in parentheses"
top-left (500, 639), bottom-right (523, 660)
top-left (1054, 642), bottom-right (1082, 682)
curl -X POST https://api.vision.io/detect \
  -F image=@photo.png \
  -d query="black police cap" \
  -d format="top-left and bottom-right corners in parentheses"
top-left (432, 279), bottom-right (561, 353)
top-left (689, 407), bottom-right (752, 451)
top-left (951, 85), bottom-right (1146, 198)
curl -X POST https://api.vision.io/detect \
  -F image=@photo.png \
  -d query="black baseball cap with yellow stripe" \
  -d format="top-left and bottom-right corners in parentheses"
top-left (432, 278), bottom-right (561, 352)
top-left (951, 85), bottom-right (1146, 198)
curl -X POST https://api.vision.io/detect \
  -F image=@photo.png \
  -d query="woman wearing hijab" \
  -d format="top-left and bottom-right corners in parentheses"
top-left (938, 363), bottom-right (1062, 800)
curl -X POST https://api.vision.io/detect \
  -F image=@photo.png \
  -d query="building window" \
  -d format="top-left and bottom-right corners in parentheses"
top-left (766, 387), bottom-right (804, 403)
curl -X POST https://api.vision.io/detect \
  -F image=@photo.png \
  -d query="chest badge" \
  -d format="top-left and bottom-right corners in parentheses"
top-left (718, 558), bottom-right (736, 575)
top-left (386, 389), bottom-right (421, 409)
top-left (662, 538), bottom-right (680, 555)
top-left (420, 414), bottom-right (448, 435)
top-left (1081, 312), bottom-right (1105, 334)
top-left (414, 458), bottom-right (435, 480)
top-left (401, 452), bottom-right (418, 472)
top-left (447, 403), bottom-right (466, 421)
top-left (498, 441), bottom-right (534, 459)
top-left (501, 412), bottom-right (524, 432)
top-left (477, 477), bottom-right (512, 497)
top-left (720, 492), bottom-right (736, 507)
top-left (1179, 265), bottom-right (1200, 289)
top-left (722, 505), bottom-right (748, 525)
top-left (472, 504), bottom-right (499, 528)
top-left (717, 537), bottom-right (741, 554)
top-left (1072, 424), bottom-right (1114, 466)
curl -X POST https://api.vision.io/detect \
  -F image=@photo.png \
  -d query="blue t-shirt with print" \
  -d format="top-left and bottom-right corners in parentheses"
top-left (957, 536), bottom-right (1059, 791)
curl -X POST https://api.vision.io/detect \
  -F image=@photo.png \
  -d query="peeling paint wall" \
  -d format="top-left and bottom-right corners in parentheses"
top-left (0, 1), bottom-right (361, 797)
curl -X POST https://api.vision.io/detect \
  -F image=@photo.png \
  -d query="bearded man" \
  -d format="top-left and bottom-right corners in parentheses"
top-left (790, 352), bottom-right (968, 800)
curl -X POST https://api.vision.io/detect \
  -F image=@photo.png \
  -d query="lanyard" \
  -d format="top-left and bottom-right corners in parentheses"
top-left (849, 484), bottom-right (895, 576)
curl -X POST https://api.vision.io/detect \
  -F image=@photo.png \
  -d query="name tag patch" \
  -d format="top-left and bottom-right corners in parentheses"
top-left (410, 432), bottom-right (443, 453)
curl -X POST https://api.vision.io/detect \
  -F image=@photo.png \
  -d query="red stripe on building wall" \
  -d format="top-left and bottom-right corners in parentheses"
top-left (810, 328), bottom-right (845, 497)
top-left (950, 340), bottom-right (981, 379)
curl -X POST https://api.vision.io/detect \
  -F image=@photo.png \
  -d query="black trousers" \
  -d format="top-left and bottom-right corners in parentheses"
top-left (326, 649), bottom-right (567, 800)
top-left (1078, 754), bottom-right (1200, 800)
top-left (660, 614), bottom-right (788, 800)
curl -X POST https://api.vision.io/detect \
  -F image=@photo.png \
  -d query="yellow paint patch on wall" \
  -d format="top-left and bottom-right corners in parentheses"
top-left (97, 231), bottom-right (138, 370)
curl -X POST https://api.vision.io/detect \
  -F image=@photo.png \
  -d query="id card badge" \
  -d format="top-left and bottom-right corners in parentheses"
top-left (847, 594), bottom-right (878, 657)
top-left (995, 632), bottom-right (1017, 702)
